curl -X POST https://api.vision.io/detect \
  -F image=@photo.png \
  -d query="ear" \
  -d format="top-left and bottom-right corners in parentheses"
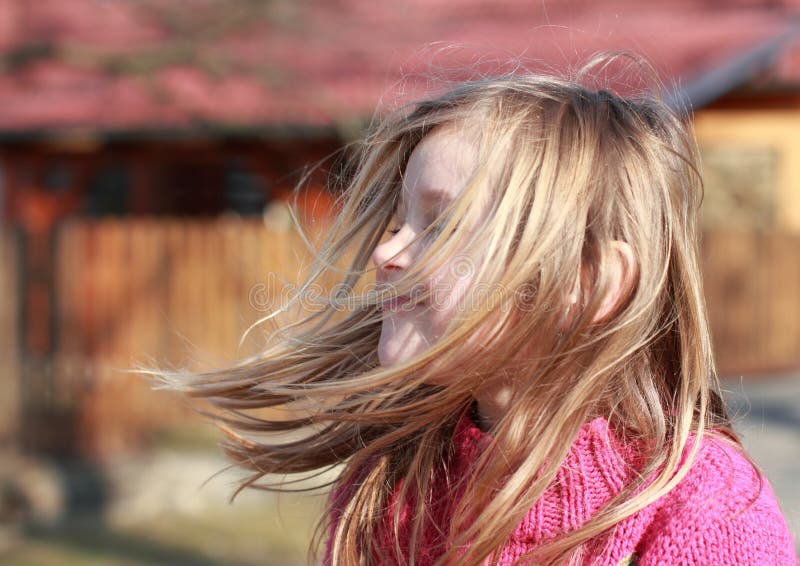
top-left (592, 240), bottom-right (638, 324)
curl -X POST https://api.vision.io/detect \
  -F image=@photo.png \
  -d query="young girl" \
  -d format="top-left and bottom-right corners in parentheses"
top-left (150, 56), bottom-right (796, 565)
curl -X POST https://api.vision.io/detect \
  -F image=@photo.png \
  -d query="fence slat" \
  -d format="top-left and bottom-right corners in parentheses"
top-left (0, 229), bottom-right (20, 443)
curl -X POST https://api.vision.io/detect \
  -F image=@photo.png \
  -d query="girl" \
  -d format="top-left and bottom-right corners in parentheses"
top-left (149, 56), bottom-right (796, 565)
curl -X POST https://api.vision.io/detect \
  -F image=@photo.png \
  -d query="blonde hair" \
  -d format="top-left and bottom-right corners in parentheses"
top-left (146, 54), bottom-right (737, 565)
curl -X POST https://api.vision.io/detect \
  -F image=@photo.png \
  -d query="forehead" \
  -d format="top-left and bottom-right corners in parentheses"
top-left (399, 126), bottom-right (480, 210)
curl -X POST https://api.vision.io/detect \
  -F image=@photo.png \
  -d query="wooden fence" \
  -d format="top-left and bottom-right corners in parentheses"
top-left (701, 230), bottom-right (800, 376)
top-left (50, 215), bottom-right (335, 458)
top-left (10, 221), bottom-right (800, 459)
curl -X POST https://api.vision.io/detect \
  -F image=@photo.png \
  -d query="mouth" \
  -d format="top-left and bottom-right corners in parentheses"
top-left (380, 291), bottom-right (427, 312)
top-left (376, 283), bottom-right (427, 311)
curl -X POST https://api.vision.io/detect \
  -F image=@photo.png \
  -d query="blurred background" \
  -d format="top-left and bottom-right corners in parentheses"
top-left (0, 0), bottom-right (798, 564)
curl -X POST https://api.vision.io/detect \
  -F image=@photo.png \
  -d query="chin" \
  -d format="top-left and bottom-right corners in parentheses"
top-left (377, 336), bottom-right (424, 367)
top-left (377, 345), bottom-right (403, 367)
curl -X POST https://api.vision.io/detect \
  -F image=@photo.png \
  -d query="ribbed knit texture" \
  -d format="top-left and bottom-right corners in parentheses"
top-left (326, 411), bottom-right (797, 565)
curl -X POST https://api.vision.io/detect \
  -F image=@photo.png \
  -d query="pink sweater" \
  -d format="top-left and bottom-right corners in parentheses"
top-left (327, 411), bottom-right (796, 565)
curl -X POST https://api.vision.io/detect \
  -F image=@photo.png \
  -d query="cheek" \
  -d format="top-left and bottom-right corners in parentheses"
top-left (428, 262), bottom-right (477, 334)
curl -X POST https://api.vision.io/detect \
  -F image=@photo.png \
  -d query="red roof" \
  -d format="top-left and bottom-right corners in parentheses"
top-left (0, 0), bottom-right (798, 133)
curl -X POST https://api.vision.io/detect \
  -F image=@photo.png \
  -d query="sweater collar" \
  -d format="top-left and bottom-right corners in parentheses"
top-left (449, 405), bottom-right (641, 544)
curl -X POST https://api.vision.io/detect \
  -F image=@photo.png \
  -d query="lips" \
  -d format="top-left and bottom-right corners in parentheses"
top-left (375, 277), bottom-right (427, 311)
top-left (377, 284), bottom-right (426, 311)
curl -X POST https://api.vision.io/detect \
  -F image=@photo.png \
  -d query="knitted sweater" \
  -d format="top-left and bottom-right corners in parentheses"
top-left (326, 411), bottom-right (796, 565)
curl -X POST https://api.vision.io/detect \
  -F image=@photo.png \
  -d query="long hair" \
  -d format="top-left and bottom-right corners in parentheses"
top-left (143, 54), bottom-right (736, 565)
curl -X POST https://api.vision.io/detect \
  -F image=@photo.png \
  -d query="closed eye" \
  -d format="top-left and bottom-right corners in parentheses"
top-left (386, 214), bottom-right (403, 235)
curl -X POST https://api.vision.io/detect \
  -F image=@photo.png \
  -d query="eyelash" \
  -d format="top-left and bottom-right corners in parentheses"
top-left (387, 220), bottom-right (456, 237)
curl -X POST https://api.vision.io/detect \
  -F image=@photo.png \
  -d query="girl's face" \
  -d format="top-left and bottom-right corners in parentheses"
top-left (372, 126), bottom-right (491, 369)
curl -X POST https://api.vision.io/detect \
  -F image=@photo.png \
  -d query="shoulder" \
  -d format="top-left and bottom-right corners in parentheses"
top-left (637, 433), bottom-right (796, 565)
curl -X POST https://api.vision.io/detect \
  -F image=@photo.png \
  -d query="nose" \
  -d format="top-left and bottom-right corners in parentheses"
top-left (372, 226), bottom-right (414, 282)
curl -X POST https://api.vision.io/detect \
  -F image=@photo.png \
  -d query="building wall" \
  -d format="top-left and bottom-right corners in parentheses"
top-left (693, 107), bottom-right (800, 233)
top-left (692, 102), bottom-right (800, 375)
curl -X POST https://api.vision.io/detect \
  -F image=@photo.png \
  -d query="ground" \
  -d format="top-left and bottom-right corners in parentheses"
top-left (721, 371), bottom-right (800, 553)
top-left (2, 373), bottom-right (798, 564)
